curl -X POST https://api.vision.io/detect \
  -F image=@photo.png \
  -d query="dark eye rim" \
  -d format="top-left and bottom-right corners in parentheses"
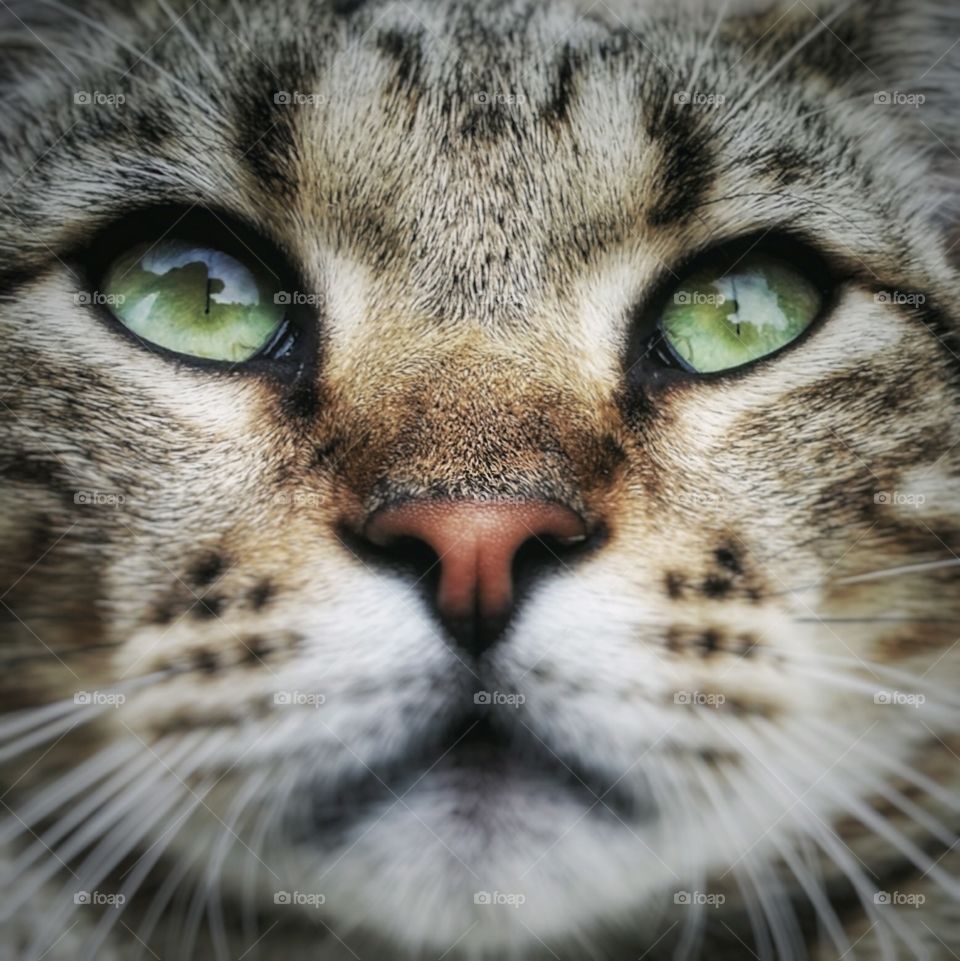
top-left (625, 231), bottom-right (840, 383)
top-left (79, 204), bottom-right (317, 377)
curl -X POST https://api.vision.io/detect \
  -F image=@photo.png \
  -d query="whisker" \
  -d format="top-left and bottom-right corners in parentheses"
top-left (755, 719), bottom-right (960, 911)
top-left (155, 0), bottom-right (225, 82)
top-left (240, 763), bottom-right (300, 948)
top-left (790, 722), bottom-right (958, 849)
top-left (24, 733), bottom-right (228, 961)
top-left (729, 719), bottom-right (923, 961)
top-left (805, 716), bottom-right (960, 815)
top-left (718, 761), bottom-right (852, 959)
top-left (183, 768), bottom-right (273, 961)
top-left (1, 734), bottom-right (199, 923)
top-left (692, 759), bottom-right (802, 960)
top-left (25, 0), bottom-right (224, 120)
top-left (75, 774), bottom-right (220, 961)
top-left (719, 0), bottom-right (859, 130)
top-left (130, 835), bottom-right (204, 960)
top-left (774, 557), bottom-right (960, 598)
top-left (765, 650), bottom-right (960, 711)
top-left (786, 663), bottom-right (959, 724)
top-left (654, 758), bottom-right (711, 961)
top-left (792, 615), bottom-right (960, 624)
top-left (0, 740), bottom-right (139, 846)
top-left (0, 669), bottom-right (173, 748)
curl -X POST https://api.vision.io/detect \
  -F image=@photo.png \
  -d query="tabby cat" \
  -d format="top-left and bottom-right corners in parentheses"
top-left (1, 0), bottom-right (960, 958)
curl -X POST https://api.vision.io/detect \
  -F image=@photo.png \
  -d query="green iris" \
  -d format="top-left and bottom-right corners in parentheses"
top-left (660, 253), bottom-right (822, 373)
top-left (101, 240), bottom-right (286, 362)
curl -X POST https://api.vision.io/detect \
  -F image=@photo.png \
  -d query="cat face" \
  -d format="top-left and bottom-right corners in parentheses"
top-left (2, 0), bottom-right (960, 957)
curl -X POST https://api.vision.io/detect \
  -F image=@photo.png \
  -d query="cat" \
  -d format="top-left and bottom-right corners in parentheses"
top-left (1, 0), bottom-right (959, 958)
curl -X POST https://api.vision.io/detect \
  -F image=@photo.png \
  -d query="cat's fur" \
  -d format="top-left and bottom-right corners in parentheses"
top-left (1, 0), bottom-right (960, 958)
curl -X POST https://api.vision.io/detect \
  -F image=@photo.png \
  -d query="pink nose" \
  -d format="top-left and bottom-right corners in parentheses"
top-left (364, 500), bottom-right (589, 630)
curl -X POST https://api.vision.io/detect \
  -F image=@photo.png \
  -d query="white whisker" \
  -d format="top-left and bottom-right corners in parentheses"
top-left (0, 740), bottom-right (138, 846)
top-left (2, 734), bottom-right (198, 923)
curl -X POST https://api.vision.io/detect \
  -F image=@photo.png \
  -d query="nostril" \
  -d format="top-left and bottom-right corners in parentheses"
top-left (511, 521), bottom-right (606, 607)
top-left (356, 530), bottom-right (444, 592)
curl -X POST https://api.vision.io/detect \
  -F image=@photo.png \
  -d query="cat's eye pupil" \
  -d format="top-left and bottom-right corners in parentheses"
top-left (100, 238), bottom-right (287, 363)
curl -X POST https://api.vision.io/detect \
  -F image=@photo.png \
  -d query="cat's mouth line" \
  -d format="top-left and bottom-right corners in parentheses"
top-left (290, 710), bottom-right (655, 840)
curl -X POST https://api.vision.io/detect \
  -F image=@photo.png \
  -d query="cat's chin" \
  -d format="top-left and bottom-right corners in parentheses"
top-left (250, 718), bottom-right (669, 954)
top-left (267, 771), bottom-right (670, 955)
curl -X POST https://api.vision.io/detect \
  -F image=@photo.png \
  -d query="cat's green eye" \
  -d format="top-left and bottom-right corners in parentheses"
top-left (659, 253), bottom-right (822, 374)
top-left (100, 240), bottom-right (286, 362)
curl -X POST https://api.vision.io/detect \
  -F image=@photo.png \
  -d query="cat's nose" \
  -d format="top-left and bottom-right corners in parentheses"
top-left (363, 500), bottom-right (590, 657)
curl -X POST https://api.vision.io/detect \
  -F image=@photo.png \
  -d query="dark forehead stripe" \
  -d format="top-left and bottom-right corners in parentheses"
top-left (375, 28), bottom-right (426, 99)
top-left (540, 43), bottom-right (580, 126)
top-left (644, 97), bottom-right (716, 228)
top-left (232, 45), bottom-right (321, 194)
